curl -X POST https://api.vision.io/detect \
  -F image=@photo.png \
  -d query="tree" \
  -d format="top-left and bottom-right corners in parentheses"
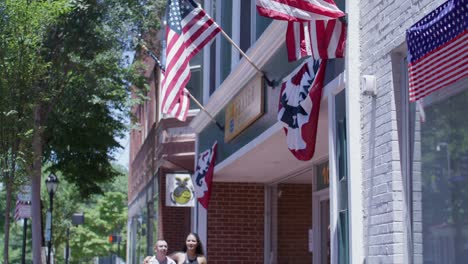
top-left (42, 166), bottom-right (129, 263)
top-left (1, 0), bottom-right (164, 260)
top-left (0, 1), bottom-right (70, 261)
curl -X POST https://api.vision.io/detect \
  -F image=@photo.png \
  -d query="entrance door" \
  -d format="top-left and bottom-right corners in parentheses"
top-left (268, 170), bottom-right (314, 264)
top-left (320, 199), bottom-right (331, 264)
top-left (313, 160), bottom-right (330, 264)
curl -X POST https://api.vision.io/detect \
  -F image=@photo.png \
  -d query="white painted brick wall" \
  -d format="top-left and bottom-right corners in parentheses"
top-left (359, 0), bottom-right (447, 263)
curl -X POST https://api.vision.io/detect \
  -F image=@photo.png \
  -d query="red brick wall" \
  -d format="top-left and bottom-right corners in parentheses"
top-left (277, 183), bottom-right (312, 264)
top-left (158, 171), bottom-right (191, 253)
top-left (207, 183), bottom-right (264, 264)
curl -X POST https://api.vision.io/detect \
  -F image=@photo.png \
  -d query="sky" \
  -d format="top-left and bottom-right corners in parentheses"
top-left (114, 131), bottom-right (130, 169)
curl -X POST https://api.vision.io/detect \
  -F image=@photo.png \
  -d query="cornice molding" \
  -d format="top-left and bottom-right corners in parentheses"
top-left (190, 21), bottom-right (287, 133)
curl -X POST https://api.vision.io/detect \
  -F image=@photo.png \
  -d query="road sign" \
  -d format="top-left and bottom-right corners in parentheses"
top-left (45, 211), bottom-right (51, 242)
top-left (14, 201), bottom-right (31, 220)
top-left (17, 185), bottom-right (32, 202)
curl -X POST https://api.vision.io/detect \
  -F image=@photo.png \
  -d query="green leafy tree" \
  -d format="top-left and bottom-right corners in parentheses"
top-left (48, 167), bottom-right (129, 263)
top-left (1, 0), bottom-right (163, 260)
top-left (0, 1), bottom-right (70, 261)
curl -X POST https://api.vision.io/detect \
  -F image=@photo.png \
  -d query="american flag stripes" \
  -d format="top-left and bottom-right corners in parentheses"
top-left (256, 0), bottom-right (346, 61)
top-left (14, 200), bottom-right (21, 221)
top-left (256, 0), bottom-right (345, 22)
top-left (15, 200), bottom-right (31, 221)
top-left (406, 0), bottom-right (467, 102)
top-left (286, 19), bottom-right (346, 61)
top-left (161, 71), bottom-right (190, 121)
top-left (161, 0), bottom-right (221, 121)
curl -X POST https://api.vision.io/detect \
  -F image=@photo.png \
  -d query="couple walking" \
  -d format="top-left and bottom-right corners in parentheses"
top-left (145, 233), bottom-right (207, 264)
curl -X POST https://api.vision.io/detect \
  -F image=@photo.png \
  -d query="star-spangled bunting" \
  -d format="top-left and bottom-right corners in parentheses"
top-left (406, 0), bottom-right (467, 102)
top-left (161, 0), bottom-right (221, 121)
top-left (278, 59), bottom-right (327, 161)
top-left (192, 141), bottom-right (218, 209)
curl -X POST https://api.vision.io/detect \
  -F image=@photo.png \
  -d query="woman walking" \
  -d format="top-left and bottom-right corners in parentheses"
top-left (170, 233), bottom-right (207, 264)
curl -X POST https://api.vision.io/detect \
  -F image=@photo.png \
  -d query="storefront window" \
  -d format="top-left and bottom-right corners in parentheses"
top-left (402, 66), bottom-right (468, 264)
top-left (410, 81), bottom-right (468, 263)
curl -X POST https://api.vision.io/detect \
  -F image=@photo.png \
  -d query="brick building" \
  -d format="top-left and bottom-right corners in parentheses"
top-left (127, 0), bottom-right (468, 263)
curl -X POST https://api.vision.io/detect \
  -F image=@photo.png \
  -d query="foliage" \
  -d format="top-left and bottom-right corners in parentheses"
top-left (0, 166), bottom-right (129, 263)
top-left (0, 0), bottom-right (165, 261)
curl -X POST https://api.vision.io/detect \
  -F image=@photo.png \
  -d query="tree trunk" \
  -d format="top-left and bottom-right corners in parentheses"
top-left (3, 175), bottom-right (12, 264)
top-left (31, 105), bottom-right (44, 263)
top-left (3, 139), bottom-right (19, 264)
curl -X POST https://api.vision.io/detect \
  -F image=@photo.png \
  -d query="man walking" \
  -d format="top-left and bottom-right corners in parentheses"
top-left (147, 240), bottom-right (176, 264)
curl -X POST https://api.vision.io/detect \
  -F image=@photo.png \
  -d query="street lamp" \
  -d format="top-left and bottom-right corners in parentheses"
top-left (45, 173), bottom-right (59, 264)
top-left (436, 142), bottom-right (451, 179)
top-left (65, 213), bottom-right (85, 264)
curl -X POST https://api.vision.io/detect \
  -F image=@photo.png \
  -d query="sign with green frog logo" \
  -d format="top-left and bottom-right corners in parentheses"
top-left (166, 173), bottom-right (195, 207)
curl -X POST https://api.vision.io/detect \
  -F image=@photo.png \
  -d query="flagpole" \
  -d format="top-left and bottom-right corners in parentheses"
top-left (186, 91), bottom-right (224, 131)
top-left (219, 30), bottom-right (262, 73)
top-left (219, 30), bottom-right (278, 87)
top-left (140, 44), bottom-right (224, 131)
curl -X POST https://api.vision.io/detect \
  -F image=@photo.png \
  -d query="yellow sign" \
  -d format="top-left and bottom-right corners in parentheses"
top-left (225, 74), bottom-right (264, 142)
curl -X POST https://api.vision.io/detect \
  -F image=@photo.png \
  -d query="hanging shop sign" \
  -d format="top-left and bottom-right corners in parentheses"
top-left (225, 73), bottom-right (264, 142)
top-left (165, 173), bottom-right (195, 207)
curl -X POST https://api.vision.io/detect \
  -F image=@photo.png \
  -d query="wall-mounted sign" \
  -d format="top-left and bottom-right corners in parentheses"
top-left (165, 173), bottom-right (195, 207)
top-left (316, 161), bottom-right (329, 191)
top-left (225, 74), bottom-right (264, 142)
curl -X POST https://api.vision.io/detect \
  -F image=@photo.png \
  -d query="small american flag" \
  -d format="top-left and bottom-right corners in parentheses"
top-left (14, 200), bottom-right (21, 221)
top-left (256, 0), bottom-right (345, 21)
top-left (406, 0), bottom-right (467, 102)
top-left (286, 19), bottom-right (346, 61)
top-left (161, 0), bottom-right (221, 120)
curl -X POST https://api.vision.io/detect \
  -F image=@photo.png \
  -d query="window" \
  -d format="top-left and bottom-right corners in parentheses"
top-left (187, 52), bottom-right (203, 110)
top-left (335, 90), bottom-right (349, 264)
top-left (401, 60), bottom-right (468, 263)
top-left (203, 0), bottom-right (272, 97)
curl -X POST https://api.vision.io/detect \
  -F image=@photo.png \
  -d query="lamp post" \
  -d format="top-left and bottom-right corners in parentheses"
top-left (45, 173), bottom-right (59, 264)
top-left (436, 142), bottom-right (451, 179)
top-left (65, 213), bottom-right (85, 264)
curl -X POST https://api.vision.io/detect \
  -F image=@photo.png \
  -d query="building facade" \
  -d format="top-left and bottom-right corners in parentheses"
top-left (127, 0), bottom-right (468, 263)
top-left (126, 50), bottom-right (200, 263)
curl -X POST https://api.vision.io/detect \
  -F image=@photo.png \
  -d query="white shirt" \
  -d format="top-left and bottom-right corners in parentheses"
top-left (149, 256), bottom-right (176, 264)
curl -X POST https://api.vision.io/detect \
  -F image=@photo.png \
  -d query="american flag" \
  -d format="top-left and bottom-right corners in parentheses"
top-left (406, 0), bottom-right (467, 102)
top-left (14, 200), bottom-right (31, 221)
top-left (256, 0), bottom-right (346, 61)
top-left (161, 71), bottom-right (190, 121)
top-left (256, 0), bottom-right (345, 21)
top-left (14, 200), bottom-right (21, 221)
top-left (161, 0), bottom-right (221, 120)
top-left (286, 19), bottom-right (346, 61)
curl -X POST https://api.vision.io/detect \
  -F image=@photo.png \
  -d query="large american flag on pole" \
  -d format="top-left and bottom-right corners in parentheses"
top-left (406, 0), bottom-right (467, 102)
top-left (161, 0), bottom-right (221, 120)
top-left (256, 0), bottom-right (346, 61)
